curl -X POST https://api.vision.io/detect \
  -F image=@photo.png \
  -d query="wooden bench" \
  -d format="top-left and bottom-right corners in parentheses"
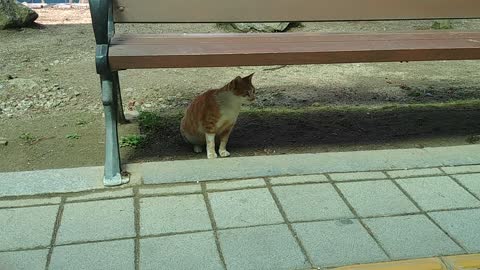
top-left (88, 0), bottom-right (480, 186)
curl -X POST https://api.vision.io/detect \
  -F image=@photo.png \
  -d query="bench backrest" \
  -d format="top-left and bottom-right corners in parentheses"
top-left (113, 0), bottom-right (480, 23)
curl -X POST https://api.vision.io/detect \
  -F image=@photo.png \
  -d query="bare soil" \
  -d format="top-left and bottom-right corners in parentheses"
top-left (1, 7), bottom-right (480, 172)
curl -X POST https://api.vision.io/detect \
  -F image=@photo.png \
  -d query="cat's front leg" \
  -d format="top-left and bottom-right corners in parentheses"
top-left (219, 128), bottom-right (232, 157)
top-left (205, 133), bottom-right (217, 159)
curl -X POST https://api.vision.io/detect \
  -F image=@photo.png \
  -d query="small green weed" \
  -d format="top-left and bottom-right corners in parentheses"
top-left (138, 111), bottom-right (162, 131)
top-left (431, 20), bottom-right (453, 30)
top-left (66, 133), bottom-right (80, 140)
top-left (76, 120), bottom-right (88, 126)
top-left (19, 132), bottom-right (38, 144)
top-left (138, 111), bottom-right (182, 134)
top-left (120, 135), bottom-right (144, 148)
top-left (466, 135), bottom-right (480, 144)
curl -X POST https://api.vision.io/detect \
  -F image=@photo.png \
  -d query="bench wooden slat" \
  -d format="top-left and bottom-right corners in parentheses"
top-left (112, 32), bottom-right (480, 44)
top-left (108, 32), bottom-right (480, 70)
top-left (113, 0), bottom-right (480, 23)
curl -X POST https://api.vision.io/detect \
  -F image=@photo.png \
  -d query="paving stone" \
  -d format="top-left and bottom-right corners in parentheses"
top-left (270, 174), bottom-right (328, 185)
top-left (0, 197), bottom-right (60, 208)
top-left (209, 188), bottom-right (283, 228)
top-left (140, 194), bottom-right (211, 235)
top-left (207, 178), bottom-right (265, 191)
top-left (337, 180), bottom-right (419, 217)
top-left (364, 215), bottom-right (463, 259)
top-left (442, 165), bottom-right (480, 174)
top-left (429, 209), bottom-right (480, 252)
top-left (0, 205), bottom-right (58, 250)
top-left (386, 168), bottom-right (443, 178)
top-left (452, 173), bottom-right (480, 198)
top-left (140, 232), bottom-right (223, 270)
top-left (329, 172), bottom-right (387, 181)
top-left (294, 220), bottom-right (388, 267)
top-left (396, 176), bottom-right (480, 211)
top-left (273, 184), bottom-right (354, 222)
top-left (67, 188), bottom-right (133, 202)
top-left (0, 249), bottom-right (48, 270)
top-left (50, 239), bottom-right (134, 270)
top-left (0, 166), bottom-right (103, 197)
top-left (56, 198), bottom-right (135, 244)
top-left (139, 184), bottom-right (201, 196)
top-left (218, 224), bottom-right (309, 270)
top-left (443, 254), bottom-right (480, 269)
top-left (332, 258), bottom-right (447, 270)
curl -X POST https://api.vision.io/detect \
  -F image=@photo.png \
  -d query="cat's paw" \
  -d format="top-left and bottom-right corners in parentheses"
top-left (193, 145), bottom-right (203, 153)
top-left (219, 150), bottom-right (230, 157)
top-left (207, 152), bottom-right (218, 159)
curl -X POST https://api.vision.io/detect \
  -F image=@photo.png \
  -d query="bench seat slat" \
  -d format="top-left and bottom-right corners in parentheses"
top-left (109, 32), bottom-right (480, 70)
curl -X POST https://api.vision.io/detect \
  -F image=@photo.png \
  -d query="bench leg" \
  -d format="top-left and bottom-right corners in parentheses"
top-left (101, 73), bottom-right (129, 186)
top-left (112, 71), bottom-right (128, 124)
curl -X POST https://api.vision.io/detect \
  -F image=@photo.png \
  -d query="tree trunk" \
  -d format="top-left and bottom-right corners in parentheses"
top-left (0, 0), bottom-right (38, 30)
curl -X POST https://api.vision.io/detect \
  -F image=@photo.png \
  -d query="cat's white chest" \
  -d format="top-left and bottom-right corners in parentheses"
top-left (216, 108), bottom-right (239, 130)
top-left (215, 92), bottom-right (242, 131)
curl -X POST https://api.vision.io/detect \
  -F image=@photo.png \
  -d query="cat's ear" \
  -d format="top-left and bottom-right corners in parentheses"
top-left (229, 76), bottom-right (242, 89)
top-left (243, 73), bottom-right (255, 83)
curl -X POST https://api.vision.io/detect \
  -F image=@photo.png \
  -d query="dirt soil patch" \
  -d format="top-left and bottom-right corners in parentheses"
top-left (1, 7), bottom-right (480, 172)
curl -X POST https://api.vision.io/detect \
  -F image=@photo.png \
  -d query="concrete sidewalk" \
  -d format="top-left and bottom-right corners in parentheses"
top-left (1, 146), bottom-right (480, 269)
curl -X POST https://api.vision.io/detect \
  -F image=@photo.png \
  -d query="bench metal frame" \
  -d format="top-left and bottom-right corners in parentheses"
top-left (90, 0), bottom-right (128, 186)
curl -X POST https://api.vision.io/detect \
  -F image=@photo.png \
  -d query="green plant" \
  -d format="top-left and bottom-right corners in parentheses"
top-left (76, 120), bottom-right (88, 126)
top-left (66, 133), bottom-right (80, 139)
top-left (19, 132), bottom-right (38, 144)
top-left (466, 135), bottom-right (480, 144)
top-left (431, 20), bottom-right (453, 30)
top-left (138, 111), bottom-right (161, 131)
top-left (120, 135), bottom-right (144, 148)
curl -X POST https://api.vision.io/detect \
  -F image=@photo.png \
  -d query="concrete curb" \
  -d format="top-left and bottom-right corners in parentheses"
top-left (140, 145), bottom-right (480, 184)
top-left (1, 144), bottom-right (480, 198)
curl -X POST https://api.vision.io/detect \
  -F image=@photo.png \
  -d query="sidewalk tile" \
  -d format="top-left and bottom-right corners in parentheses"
top-left (270, 174), bottom-right (328, 185)
top-left (396, 176), bottom-right (480, 211)
top-left (140, 232), bottom-right (223, 270)
top-left (429, 209), bottom-right (480, 252)
top-left (452, 173), bottom-right (480, 198)
top-left (330, 172), bottom-right (387, 182)
top-left (273, 184), bottom-right (354, 222)
top-left (386, 168), bottom-right (442, 178)
top-left (209, 189), bottom-right (283, 229)
top-left (0, 249), bottom-right (48, 270)
top-left (207, 179), bottom-right (265, 191)
top-left (140, 195), bottom-right (211, 235)
top-left (442, 165), bottom-right (480, 174)
top-left (333, 258), bottom-right (446, 270)
top-left (0, 197), bottom-right (60, 208)
top-left (50, 239), bottom-right (134, 270)
top-left (337, 180), bottom-right (419, 217)
top-left (0, 205), bottom-right (58, 250)
top-left (139, 184), bottom-right (201, 196)
top-left (56, 198), bottom-right (134, 244)
top-left (364, 215), bottom-right (463, 259)
top-left (294, 220), bottom-right (388, 267)
top-left (67, 188), bottom-right (133, 202)
top-left (443, 254), bottom-right (480, 269)
top-left (218, 224), bottom-right (309, 270)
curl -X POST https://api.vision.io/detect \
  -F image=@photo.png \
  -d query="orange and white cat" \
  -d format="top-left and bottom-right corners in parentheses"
top-left (180, 74), bottom-right (256, 159)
